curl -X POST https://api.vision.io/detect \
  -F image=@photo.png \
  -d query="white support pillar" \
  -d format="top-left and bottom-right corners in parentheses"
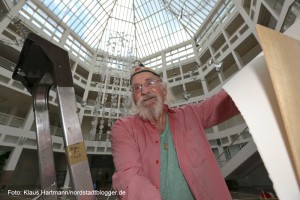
top-left (161, 53), bottom-right (168, 82)
top-left (79, 54), bottom-right (97, 123)
top-left (23, 106), bottom-right (34, 130)
top-left (0, 146), bottom-right (23, 190)
top-left (217, 70), bottom-right (225, 83)
top-left (71, 61), bottom-right (78, 77)
top-left (63, 168), bottom-right (71, 189)
top-left (0, 0), bottom-right (26, 34)
top-left (3, 146), bottom-right (22, 171)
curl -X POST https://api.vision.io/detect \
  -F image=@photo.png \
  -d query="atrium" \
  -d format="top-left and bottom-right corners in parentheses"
top-left (0, 0), bottom-right (299, 199)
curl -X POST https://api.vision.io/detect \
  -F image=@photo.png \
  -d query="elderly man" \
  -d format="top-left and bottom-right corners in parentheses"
top-left (110, 66), bottom-right (240, 200)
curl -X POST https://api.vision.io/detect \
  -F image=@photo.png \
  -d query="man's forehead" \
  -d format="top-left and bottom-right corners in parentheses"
top-left (130, 66), bottom-right (160, 84)
top-left (131, 72), bottom-right (160, 84)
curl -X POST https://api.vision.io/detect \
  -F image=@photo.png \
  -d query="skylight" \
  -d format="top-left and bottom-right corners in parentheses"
top-left (26, 0), bottom-right (219, 59)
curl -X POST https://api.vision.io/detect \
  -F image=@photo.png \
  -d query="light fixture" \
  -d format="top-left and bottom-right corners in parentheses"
top-left (189, 64), bottom-right (206, 82)
top-left (0, 11), bottom-right (28, 47)
top-left (208, 58), bottom-right (223, 73)
top-left (214, 62), bottom-right (223, 72)
top-left (81, 100), bottom-right (87, 107)
top-left (160, 0), bottom-right (195, 21)
top-left (89, 32), bottom-right (134, 140)
top-left (106, 31), bottom-right (134, 58)
top-left (134, 60), bottom-right (144, 67)
top-left (182, 90), bottom-right (191, 101)
top-left (173, 67), bottom-right (177, 75)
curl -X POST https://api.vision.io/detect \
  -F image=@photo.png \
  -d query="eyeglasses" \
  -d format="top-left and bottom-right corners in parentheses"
top-left (131, 79), bottom-right (161, 93)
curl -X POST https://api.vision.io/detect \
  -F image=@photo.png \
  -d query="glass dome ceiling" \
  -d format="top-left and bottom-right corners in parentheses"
top-left (35, 0), bottom-right (219, 59)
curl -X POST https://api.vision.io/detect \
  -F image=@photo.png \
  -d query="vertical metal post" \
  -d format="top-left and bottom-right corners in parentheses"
top-left (12, 33), bottom-right (95, 200)
top-left (33, 77), bottom-right (57, 199)
top-left (56, 86), bottom-right (94, 195)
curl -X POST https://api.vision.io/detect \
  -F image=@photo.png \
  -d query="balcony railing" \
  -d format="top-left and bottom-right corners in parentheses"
top-left (216, 127), bottom-right (252, 168)
top-left (0, 112), bottom-right (25, 128)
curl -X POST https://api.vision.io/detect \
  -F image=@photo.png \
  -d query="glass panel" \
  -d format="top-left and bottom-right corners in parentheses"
top-left (27, 0), bottom-right (221, 59)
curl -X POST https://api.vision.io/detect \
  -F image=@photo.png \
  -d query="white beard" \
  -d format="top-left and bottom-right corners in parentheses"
top-left (136, 93), bottom-right (164, 122)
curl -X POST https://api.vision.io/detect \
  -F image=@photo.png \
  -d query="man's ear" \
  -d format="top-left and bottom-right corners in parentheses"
top-left (163, 88), bottom-right (167, 96)
top-left (161, 82), bottom-right (167, 96)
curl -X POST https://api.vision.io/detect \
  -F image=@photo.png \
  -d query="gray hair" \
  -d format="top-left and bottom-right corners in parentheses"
top-left (127, 81), bottom-right (175, 114)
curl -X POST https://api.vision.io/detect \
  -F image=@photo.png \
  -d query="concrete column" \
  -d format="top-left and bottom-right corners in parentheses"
top-left (59, 29), bottom-right (70, 46)
top-left (79, 54), bottom-right (96, 123)
top-left (23, 106), bottom-right (34, 130)
top-left (217, 70), bottom-right (225, 83)
top-left (202, 79), bottom-right (209, 94)
top-left (217, 145), bottom-right (227, 167)
top-left (63, 168), bottom-right (71, 189)
top-left (0, 146), bottom-right (23, 190)
top-left (161, 53), bottom-right (167, 82)
top-left (275, 0), bottom-right (294, 30)
top-left (71, 61), bottom-right (78, 77)
top-left (0, 0), bottom-right (26, 34)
